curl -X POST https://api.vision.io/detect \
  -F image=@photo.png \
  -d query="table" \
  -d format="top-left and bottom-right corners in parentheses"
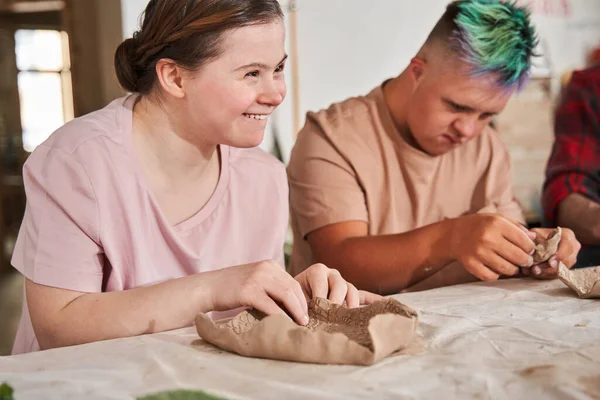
top-left (1, 279), bottom-right (599, 399)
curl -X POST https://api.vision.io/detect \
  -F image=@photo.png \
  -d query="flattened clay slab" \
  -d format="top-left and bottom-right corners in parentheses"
top-left (533, 227), bottom-right (562, 264)
top-left (195, 298), bottom-right (420, 366)
top-left (558, 263), bottom-right (600, 299)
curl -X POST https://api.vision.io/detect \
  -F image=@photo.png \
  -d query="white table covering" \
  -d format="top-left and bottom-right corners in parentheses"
top-left (1, 279), bottom-right (599, 399)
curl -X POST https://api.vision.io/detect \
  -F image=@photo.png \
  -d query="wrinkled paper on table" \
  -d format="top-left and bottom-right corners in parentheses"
top-left (195, 298), bottom-right (421, 366)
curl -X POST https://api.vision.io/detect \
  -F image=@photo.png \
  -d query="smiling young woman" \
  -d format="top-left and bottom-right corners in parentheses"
top-left (11, 0), bottom-right (380, 355)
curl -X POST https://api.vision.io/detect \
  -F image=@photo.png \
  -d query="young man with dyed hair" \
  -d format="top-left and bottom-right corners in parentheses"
top-left (288, 0), bottom-right (581, 294)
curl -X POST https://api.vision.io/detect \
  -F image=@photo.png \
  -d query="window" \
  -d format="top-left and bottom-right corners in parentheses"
top-left (14, 29), bottom-right (73, 152)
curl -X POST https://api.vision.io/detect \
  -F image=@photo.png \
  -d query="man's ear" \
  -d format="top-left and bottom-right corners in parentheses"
top-left (155, 58), bottom-right (185, 99)
top-left (408, 57), bottom-right (427, 83)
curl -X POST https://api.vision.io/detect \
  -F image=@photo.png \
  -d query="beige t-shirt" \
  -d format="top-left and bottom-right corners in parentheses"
top-left (288, 85), bottom-right (524, 284)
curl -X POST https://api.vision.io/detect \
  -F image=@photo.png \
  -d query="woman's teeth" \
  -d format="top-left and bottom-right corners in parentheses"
top-left (244, 114), bottom-right (268, 120)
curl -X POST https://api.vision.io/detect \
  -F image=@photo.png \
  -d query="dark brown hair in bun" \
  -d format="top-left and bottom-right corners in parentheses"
top-left (114, 0), bottom-right (283, 94)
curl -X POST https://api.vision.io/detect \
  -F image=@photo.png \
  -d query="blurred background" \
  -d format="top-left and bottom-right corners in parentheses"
top-left (0, 0), bottom-right (599, 355)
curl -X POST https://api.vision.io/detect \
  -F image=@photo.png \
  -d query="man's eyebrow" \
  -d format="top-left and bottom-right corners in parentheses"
top-left (235, 54), bottom-right (288, 71)
top-left (443, 97), bottom-right (477, 113)
top-left (443, 98), bottom-right (500, 117)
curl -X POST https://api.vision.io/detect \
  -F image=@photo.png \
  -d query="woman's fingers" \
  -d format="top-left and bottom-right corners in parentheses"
top-left (327, 269), bottom-right (348, 304)
top-left (298, 263), bottom-right (383, 310)
top-left (359, 290), bottom-right (383, 305)
top-left (268, 272), bottom-right (309, 325)
top-left (306, 264), bottom-right (330, 300)
top-left (344, 283), bottom-right (360, 308)
top-left (250, 293), bottom-right (288, 319)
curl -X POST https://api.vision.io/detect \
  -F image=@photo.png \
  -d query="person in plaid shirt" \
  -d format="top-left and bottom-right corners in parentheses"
top-left (543, 63), bottom-right (600, 267)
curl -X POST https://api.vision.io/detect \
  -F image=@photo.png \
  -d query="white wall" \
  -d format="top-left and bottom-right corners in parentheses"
top-left (528, 0), bottom-right (600, 81)
top-left (121, 0), bottom-right (149, 39)
top-left (294, 1), bottom-right (447, 120)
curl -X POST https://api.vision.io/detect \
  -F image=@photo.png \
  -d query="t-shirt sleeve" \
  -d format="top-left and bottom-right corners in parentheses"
top-left (475, 131), bottom-right (526, 225)
top-left (11, 145), bottom-right (104, 293)
top-left (287, 113), bottom-right (368, 239)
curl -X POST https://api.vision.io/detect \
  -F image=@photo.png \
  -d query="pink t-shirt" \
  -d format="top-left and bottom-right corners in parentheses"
top-left (11, 95), bottom-right (289, 354)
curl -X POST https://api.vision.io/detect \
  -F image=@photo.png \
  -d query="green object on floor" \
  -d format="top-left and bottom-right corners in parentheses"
top-left (0, 383), bottom-right (14, 400)
top-left (137, 389), bottom-right (228, 400)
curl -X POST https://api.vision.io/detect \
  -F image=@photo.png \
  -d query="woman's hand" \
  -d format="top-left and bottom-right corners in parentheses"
top-left (205, 260), bottom-right (310, 324)
top-left (294, 263), bottom-right (383, 308)
top-left (25, 260), bottom-right (384, 350)
top-left (206, 261), bottom-right (382, 326)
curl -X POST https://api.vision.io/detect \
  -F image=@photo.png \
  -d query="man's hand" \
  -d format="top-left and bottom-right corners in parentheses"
top-left (450, 214), bottom-right (536, 281)
top-left (522, 228), bottom-right (581, 279)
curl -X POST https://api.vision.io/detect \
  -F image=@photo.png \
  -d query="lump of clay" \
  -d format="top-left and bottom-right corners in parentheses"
top-left (532, 227), bottom-right (600, 299)
top-left (559, 264), bottom-right (600, 299)
top-left (195, 298), bottom-right (420, 366)
top-left (533, 227), bottom-right (562, 264)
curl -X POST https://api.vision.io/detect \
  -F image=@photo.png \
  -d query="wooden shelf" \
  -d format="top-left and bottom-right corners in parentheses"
top-left (0, 0), bottom-right (64, 14)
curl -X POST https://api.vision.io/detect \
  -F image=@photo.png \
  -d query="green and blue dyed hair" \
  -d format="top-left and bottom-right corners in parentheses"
top-left (428, 0), bottom-right (538, 90)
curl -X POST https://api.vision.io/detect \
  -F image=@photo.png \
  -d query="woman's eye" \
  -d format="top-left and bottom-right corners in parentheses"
top-left (275, 63), bottom-right (285, 73)
top-left (246, 71), bottom-right (259, 78)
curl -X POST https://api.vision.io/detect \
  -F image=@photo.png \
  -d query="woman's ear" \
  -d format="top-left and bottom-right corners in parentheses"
top-left (155, 59), bottom-right (185, 99)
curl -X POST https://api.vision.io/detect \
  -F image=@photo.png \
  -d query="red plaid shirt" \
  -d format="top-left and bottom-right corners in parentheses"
top-left (543, 64), bottom-right (600, 225)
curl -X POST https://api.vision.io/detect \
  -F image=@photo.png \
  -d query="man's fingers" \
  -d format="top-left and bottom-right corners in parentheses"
top-left (496, 241), bottom-right (534, 269)
top-left (485, 253), bottom-right (520, 276)
top-left (503, 222), bottom-right (535, 254)
top-left (556, 229), bottom-right (580, 268)
top-left (557, 252), bottom-right (577, 269)
top-left (521, 227), bottom-right (580, 280)
top-left (520, 267), bottom-right (532, 277)
top-left (465, 259), bottom-right (501, 281)
top-left (530, 263), bottom-right (559, 280)
top-left (501, 216), bottom-right (537, 242)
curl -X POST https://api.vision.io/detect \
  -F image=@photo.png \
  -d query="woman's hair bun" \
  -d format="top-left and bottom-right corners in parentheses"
top-left (114, 37), bottom-right (140, 93)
